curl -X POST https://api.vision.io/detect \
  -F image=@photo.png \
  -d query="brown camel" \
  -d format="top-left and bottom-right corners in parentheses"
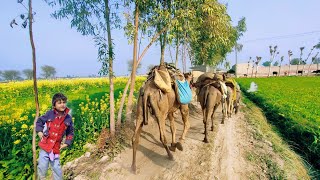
top-left (197, 83), bottom-right (223, 143)
top-left (234, 89), bottom-right (241, 114)
top-left (131, 68), bottom-right (191, 173)
top-left (226, 86), bottom-right (234, 118)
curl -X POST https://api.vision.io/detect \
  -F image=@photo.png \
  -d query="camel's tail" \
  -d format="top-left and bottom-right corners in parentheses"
top-left (204, 86), bottom-right (210, 107)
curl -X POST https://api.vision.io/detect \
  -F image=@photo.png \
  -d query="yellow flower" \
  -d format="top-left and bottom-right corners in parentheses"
top-left (14, 140), bottom-right (21, 145)
top-left (21, 124), bottom-right (28, 129)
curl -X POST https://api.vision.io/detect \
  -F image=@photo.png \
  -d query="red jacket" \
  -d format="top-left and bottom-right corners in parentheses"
top-left (36, 108), bottom-right (74, 154)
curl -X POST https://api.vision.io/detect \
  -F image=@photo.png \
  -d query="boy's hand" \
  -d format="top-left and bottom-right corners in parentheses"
top-left (60, 144), bottom-right (68, 150)
top-left (38, 132), bottom-right (44, 139)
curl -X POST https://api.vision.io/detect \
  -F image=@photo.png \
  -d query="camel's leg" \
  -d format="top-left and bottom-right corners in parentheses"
top-left (204, 106), bottom-right (213, 143)
top-left (221, 99), bottom-right (226, 124)
top-left (202, 108), bottom-right (206, 134)
top-left (131, 118), bottom-right (144, 174)
top-left (168, 112), bottom-right (177, 152)
top-left (179, 104), bottom-right (190, 144)
top-left (157, 115), bottom-right (174, 160)
top-left (211, 104), bottom-right (219, 131)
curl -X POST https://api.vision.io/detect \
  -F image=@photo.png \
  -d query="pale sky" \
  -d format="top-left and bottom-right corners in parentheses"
top-left (1, 0), bottom-right (320, 77)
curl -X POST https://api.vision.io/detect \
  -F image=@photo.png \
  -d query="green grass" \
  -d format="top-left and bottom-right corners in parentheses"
top-left (237, 76), bottom-right (320, 173)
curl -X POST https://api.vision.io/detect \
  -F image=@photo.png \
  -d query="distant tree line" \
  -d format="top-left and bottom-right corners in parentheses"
top-left (262, 57), bottom-right (320, 67)
top-left (0, 65), bottom-right (56, 81)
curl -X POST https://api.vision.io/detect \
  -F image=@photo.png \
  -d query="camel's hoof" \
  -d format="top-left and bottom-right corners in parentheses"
top-left (131, 165), bottom-right (137, 174)
top-left (169, 145), bottom-right (176, 152)
top-left (203, 139), bottom-right (209, 143)
top-left (202, 132), bottom-right (205, 134)
top-left (221, 121), bottom-right (224, 124)
top-left (168, 154), bottom-right (174, 161)
top-left (210, 127), bottom-right (214, 131)
top-left (176, 142), bottom-right (183, 151)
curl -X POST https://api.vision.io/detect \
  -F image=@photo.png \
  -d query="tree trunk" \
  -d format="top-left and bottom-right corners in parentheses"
top-left (29, 0), bottom-right (39, 179)
top-left (251, 65), bottom-right (254, 78)
top-left (105, 0), bottom-right (115, 135)
top-left (175, 39), bottom-right (179, 68)
top-left (268, 64), bottom-right (272, 77)
top-left (160, 31), bottom-right (167, 65)
top-left (117, 27), bottom-right (167, 124)
top-left (126, 4), bottom-right (139, 118)
top-left (235, 46), bottom-right (238, 77)
top-left (288, 56), bottom-right (291, 76)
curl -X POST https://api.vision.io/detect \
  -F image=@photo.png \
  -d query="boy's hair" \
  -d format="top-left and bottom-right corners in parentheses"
top-left (52, 93), bottom-right (67, 106)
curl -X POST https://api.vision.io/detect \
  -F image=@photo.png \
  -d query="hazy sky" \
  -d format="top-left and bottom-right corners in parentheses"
top-left (1, 0), bottom-right (320, 77)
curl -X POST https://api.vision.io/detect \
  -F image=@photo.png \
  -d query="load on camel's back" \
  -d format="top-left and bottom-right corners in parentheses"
top-left (131, 63), bottom-right (193, 173)
top-left (223, 74), bottom-right (241, 117)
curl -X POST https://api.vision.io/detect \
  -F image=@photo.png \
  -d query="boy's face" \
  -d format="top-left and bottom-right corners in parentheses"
top-left (54, 100), bottom-right (67, 112)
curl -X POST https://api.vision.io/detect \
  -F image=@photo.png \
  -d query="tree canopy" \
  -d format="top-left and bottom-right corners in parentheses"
top-left (41, 65), bottom-right (56, 78)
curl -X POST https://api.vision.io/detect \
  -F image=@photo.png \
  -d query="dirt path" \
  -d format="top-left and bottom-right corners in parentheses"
top-left (84, 101), bottom-right (250, 180)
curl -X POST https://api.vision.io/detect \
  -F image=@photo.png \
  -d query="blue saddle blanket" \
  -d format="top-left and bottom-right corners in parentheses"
top-left (176, 80), bottom-right (192, 104)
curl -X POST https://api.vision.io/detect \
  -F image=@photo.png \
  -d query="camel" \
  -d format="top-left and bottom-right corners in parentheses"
top-left (193, 73), bottom-right (227, 143)
top-left (226, 86), bottom-right (234, 118)
top-left (234, 89), bottom-right (241, 114)
top-left (197, 83), bottom-right (223, 143)
top-left (131, 66), bottom-right (191, 173)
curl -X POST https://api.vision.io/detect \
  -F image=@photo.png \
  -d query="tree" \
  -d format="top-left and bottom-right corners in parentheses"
top-left (278, 56), bottom-right (284, 75)
top-left (46, 0), bottom-right (122, 135)
top-left (234, 17), bottom-right (246, 77)
top-left (302, 45), bottom-right (316, 74)
top-left (11, 0), bottom-right (39, 178)
top-left (290, 58), bottom-right (301, 65)
top-left (41, 65), bottom-right (56, 79)
top-left (288, 50), bottom-right (293, 76)
top-left (234, 43), bottom-right (243, 77)
top-left (262, 61), bottom-right (271, 67)
top-left (255, 56), bottom-right (262, 78)
top-left (246, 57), bottom-right (251, 77)
top-left (273, 61), bottom-right (279, 66)
top-left (1, 70), bottom-right (22, 81)
top-left (268, 45), bottom-right (279, 77)
top-left (127, 59), bottom-right (142, 74)
top-left (296, 47), bottom-right (305, 74)
top-left (308, 52), bottom-right (319, 75)
top-left (23, 69), bottom-right (33, 80)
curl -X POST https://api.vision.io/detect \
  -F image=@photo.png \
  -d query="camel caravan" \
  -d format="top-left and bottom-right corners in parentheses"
top-left (131, 63), bottom-right (241, 173)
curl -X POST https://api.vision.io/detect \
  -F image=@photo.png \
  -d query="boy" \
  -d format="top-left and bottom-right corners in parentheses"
top-left (36, 93), bottom-right (74, 180)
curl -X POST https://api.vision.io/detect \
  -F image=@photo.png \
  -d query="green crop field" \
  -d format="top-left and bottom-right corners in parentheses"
top-left (237, 76), bottom-right (320, 170)
top-left (0, 77), bottom-right (145, 179)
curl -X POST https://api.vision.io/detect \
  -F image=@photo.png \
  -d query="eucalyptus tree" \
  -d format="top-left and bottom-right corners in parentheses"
top-left (23, 69), bottom-right (33, 79)
top-left (251, 57), bottom-right (255, 77)
top-left (278, 56), bottom-right (284, 76)
top-left (255, 56), bottom-right (262, 78)
top-left (189, 1), bottom-right (244, 68)
top-left (268, 45), bottom-right (279, 77)
top-left (11, 0), bottom-right (39, 178)
top-left (296, 47), bottom-right (305, 75)
top-left (234, 43), bottom-right (243, 77)
top-left (45, 0), bottom-right (123, 135)
top-left (288, 50), bottom-right (293, 76)
top-left (308, 52), bottom-right (319, 76)
top-left (246, 57), bottom-right (251, 77)
top-left (302, 45), bottom-right (316, 74)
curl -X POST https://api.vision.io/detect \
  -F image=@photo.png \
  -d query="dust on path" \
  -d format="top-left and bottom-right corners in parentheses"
top-left (91, 102), bottom-right (250, 180)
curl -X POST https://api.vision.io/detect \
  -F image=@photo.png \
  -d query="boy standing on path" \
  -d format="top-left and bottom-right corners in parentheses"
top-left (36, 93), bottom-right (74, 180)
